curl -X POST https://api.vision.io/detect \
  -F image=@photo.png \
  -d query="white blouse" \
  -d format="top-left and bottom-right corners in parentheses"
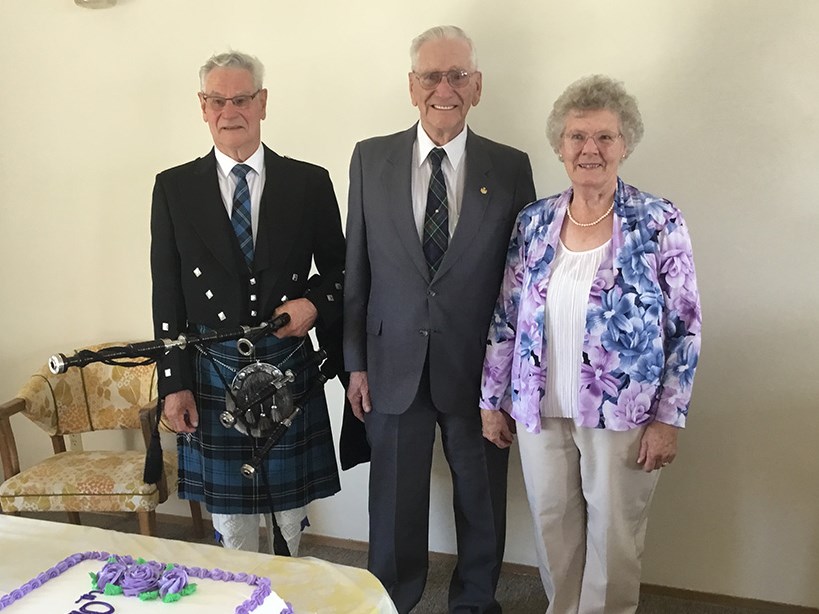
top-left (541, 239), bottom-right (611, 419)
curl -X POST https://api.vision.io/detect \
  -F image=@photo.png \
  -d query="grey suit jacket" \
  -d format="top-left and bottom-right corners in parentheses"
top-left (343, 125), bottom-right (535, 415)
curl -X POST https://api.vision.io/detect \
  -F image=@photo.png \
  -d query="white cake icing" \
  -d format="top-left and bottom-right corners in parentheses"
top-left (0, 557), bottom-right (291, 613)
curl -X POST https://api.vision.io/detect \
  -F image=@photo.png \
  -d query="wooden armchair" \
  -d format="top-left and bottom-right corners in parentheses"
top-left (0, 344), bottom-right (203, 537)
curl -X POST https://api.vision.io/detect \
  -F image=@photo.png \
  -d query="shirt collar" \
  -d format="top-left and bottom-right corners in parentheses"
top-left (214, 143), bottom-right (265, 178)
top-left (415, 123), bottom-right (467, 171)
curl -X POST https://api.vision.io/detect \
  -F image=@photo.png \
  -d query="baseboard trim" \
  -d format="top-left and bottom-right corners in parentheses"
top-left (301, 532), bottom-right (367, 552)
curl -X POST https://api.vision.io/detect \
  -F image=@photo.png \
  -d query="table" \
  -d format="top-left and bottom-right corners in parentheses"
top-left (0, 515), bottom-right (396, 613)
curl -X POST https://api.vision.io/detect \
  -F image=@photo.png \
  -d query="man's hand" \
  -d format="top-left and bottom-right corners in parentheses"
top-left (637, 421), bottom-right (679, 472)
top-left (347, 370), bottom-right (372, 422)
top-left (163, 390), bottom-right (198, 433)
top-left (481, 409), bottom-right (516, 449)
top-left (273, 298), bottom-right (318, 338)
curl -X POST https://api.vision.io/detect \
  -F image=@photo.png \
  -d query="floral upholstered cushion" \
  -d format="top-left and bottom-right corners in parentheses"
top-left (0, 450), bottom-right (176, 513)
top-left (84, 362), bottom-right (157, 431)
top-left (17, 344), bottom-right (157, 436)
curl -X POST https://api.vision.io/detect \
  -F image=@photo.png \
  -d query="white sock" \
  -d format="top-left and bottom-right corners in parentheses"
top-left (211, 513), bottom-right (260, 552)
top-left (273, 507), bottom-right (305, 557)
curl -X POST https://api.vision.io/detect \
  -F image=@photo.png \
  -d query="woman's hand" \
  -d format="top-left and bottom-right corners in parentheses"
top-left (637, 421), bottom-right (679, 472)
top-left (481, 409), bottom-right (516, 449)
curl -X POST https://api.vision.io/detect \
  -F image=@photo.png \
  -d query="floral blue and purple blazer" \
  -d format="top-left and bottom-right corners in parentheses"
top-left (480, 179), bottom-right (702, 433)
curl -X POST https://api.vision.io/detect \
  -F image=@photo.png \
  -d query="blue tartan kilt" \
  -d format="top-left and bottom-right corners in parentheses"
top-left (177, 329), bottom-right (340, 514)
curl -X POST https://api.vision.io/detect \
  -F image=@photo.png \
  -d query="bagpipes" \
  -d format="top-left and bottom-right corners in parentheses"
top-left (49, 313), bottom-right (337, 483)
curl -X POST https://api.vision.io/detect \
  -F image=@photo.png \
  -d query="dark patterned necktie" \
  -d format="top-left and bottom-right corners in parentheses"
top-left (423, 147), bottom-right (449, 275)
top-left (231, 164), bottom-right (254, 269)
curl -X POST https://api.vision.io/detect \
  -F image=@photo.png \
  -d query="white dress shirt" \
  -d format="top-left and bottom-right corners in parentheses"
top-left (411, 123), bottom-right (468, 239)
top-left (214, 144), bottom-right (266, 246)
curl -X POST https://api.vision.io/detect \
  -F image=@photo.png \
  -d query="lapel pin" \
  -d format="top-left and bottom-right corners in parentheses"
top-left (480, 186), bottom-right (488, 195)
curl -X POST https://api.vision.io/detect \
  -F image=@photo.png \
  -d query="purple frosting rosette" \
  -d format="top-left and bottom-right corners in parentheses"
top-left (119, 559), bottom-right (164, 596)
top-left (96, 560), bottom-right (129, 591)
top-left (158, 566), bottom-right (189, 599)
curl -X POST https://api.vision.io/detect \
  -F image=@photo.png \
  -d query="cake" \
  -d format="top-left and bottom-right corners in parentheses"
top-left (0, 552), bottom-right (293, 613)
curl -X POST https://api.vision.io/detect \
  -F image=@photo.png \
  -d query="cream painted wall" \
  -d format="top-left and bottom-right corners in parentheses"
top-left (1, 0), bottom-right (817, 608)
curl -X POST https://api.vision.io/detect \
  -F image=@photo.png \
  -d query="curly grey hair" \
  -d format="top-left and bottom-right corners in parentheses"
top-left (199, 51), bottom-right (265, 92)
top-left (410, 25), bottom-right (478, 71)
top-left (546, 75), bottom-right (644, 157)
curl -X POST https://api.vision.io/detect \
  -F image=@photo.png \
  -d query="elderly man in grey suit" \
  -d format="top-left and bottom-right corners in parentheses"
top-left (343, 26), bottom-right (536, 613)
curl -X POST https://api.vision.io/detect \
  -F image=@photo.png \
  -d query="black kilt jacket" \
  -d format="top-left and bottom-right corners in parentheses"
top-left (150, 145), bottom-right (345, 398)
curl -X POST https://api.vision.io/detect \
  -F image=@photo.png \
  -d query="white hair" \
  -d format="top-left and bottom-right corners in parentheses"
top-left (410, 26), bottom-right (478, 71)
top-left (199, 51), bottom-right (265, 91)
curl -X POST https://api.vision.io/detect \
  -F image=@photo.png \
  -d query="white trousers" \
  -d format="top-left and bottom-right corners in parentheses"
top-left (211, 506), bottom-right (305, 556)
top-left (517, 418), bottom-right (660, 614)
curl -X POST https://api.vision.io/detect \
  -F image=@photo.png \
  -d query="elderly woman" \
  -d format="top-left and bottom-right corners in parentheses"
top-left (479, 75), bottom-right (701, 613)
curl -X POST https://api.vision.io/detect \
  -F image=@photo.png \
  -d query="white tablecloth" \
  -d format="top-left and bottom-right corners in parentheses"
top-left (0, 515), bottom-right (396, 614)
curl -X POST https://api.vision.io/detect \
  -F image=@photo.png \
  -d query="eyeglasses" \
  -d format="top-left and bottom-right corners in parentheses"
top-left (562, 131), bottom-right (622, 151)
top-left (412, 70), bottom-right (475, 90)
top-left (201, 89), bottom-right (262, 111)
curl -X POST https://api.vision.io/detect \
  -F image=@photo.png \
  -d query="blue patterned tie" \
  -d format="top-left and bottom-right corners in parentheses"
top-left (231, 164), bottom-right (254, 269)
top-left (423, 148), bottom-right (449, 275)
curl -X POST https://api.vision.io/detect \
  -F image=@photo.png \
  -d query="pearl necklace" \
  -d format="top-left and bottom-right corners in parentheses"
top-left (566, 200), bottom-right (614, 227)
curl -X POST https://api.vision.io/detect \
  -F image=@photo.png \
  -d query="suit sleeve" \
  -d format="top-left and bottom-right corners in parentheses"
top-left (150, 174), bottom-right (193, 398)
top-left (513, 152), bottom-right (536, 214)
top-left (303, 166), bottom-right (346, 331)
top-left (342, 142), bottom-right (370, 373)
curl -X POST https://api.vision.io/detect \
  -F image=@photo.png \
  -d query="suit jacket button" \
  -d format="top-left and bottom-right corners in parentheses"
top-left (419, 329), bottom-right (429, 337)
top-left (427, 289), bottom-right (437, 297)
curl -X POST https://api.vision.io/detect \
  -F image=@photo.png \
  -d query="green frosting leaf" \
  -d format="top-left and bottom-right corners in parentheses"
top-left (138, 590), bottom-right (160, 601)
top-left (103, 584), bottom-right (123, 596)
top-left (181, 583), bottom-right (198, 596)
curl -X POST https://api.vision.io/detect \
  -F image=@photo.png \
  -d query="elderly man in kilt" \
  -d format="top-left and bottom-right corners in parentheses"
top-left (150, 51), bottom-right (344, 555)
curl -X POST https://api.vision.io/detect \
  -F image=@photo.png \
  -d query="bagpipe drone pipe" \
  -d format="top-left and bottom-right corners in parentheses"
top-left (48, 312), bottom-right (337, 484)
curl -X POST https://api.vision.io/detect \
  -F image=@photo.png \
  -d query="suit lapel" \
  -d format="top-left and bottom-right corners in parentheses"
top-left (434, 129), bottom-right (491, 280)
top-left (253, 145), bottom-right (302, 278)
top-left (186, 150), bottom-right (242, 274)
top-left (382, 126), bottom-right (430, 281)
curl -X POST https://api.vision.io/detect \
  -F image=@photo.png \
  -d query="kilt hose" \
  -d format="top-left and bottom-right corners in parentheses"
top-left (177, 329), bottom-right (340, 514)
